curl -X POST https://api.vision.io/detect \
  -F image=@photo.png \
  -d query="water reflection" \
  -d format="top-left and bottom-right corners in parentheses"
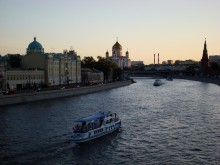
top-left (0, 78), bottom-right (220, 164)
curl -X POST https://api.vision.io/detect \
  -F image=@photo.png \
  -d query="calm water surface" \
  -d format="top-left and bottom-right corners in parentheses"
top-left (0, 78), bottom-right (220, 165)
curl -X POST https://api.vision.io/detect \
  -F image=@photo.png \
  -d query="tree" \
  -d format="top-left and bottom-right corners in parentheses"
top-left (113, 68), bottom-right (123, 80)
top-left (81, 56), bottom-right (122, 81)
top-left (81, 56), bottom-right (96, 68)
top-left (8, 54), bottom-right (21, 68)
top-left (96, 56), bottom-right (111, 80)
top-left (96, 56), bottom-right (122, 81)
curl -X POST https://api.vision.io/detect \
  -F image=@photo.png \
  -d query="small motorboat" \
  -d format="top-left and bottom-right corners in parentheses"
top-left (130, 78), bottom-right (136, 83)
top-left (70, 111), bottom-right (121, 143)
top-left (153, 79), bottom-right (163, 86)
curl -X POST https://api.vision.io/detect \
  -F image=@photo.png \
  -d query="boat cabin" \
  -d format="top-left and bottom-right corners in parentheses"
top-left (73, 112), bottom-right (118, 133)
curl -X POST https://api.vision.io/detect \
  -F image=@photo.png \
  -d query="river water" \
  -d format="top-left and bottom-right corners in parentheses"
top-left (0, 78), bottom-right (220, 165)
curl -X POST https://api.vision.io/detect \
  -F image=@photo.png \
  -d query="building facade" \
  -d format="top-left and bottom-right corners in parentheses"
top-left (45, 50), bottom-right (81, 86)
top-left (22, 37), bottom-right (81, 86)
top-left (4, 69), bottom-right (45, 90)
top-left (167, 60), bottom-right (174, 65)
top-left (106, 41), bottom-right (131, 69)
top-left (131, 61), bottom-right (144, 66)
top-left (0, 56), bottom-right (9, 89)
top-left (81, 68), bottom-right (104, 84)
top-left (209, 55), bottom-right (220, 65)
top-left (1, 37), bottom-right (81, 90)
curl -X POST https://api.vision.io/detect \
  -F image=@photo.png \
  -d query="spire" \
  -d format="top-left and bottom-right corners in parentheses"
top-left (204, 38), bottom-right (207, 52)
top-left (34, 36), bottom-right (36, 41)
top-left (202, 38), bottom-right (208, 60)
top-left (201, 38), bottom-right (209, 72)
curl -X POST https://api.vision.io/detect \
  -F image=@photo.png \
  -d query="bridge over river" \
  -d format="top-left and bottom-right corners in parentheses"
top-left (124, 70), bottom-right (173, 77)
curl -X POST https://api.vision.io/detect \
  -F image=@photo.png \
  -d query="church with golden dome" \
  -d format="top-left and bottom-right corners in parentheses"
top-left (105, 41), bottom-right (131, 69)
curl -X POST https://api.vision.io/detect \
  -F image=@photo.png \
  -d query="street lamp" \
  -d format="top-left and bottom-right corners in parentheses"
top-left (76, 56), bottom-right (77, 85)
top-left (4, 69), bottom-right (7, 90)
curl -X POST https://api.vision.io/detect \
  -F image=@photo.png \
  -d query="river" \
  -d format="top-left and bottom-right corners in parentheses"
top-left (0, 78), bottom-right (220, 165)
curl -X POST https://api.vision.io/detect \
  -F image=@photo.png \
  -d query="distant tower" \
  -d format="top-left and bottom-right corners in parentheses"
top-left (158, 53), bottom-right (159, 64)
top-left (125, 50), bottom-right (129, 58)
top-left (201, 38), bottom-right (209, 73)
top-left (106, 50), bottom-right (109, 58)
top-left (154, 54), bottom-right (155, 65)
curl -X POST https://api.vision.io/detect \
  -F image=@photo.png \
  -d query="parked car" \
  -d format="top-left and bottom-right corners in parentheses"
top-left (60, 86), bottom-right (65, 90)
top-left (2, 89), bottom-right (16, 95)
top-left (35, 87), bottom-right (41, 92)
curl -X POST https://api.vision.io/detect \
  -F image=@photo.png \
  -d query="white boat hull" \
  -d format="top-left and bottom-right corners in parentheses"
top-left (70, 120), bottom-right (121, 143)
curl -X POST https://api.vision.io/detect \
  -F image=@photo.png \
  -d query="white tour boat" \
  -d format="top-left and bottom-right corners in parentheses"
top-left (70, 111), bottom-right (121, 143)
top-left (153, 79), bottom-right (163, 86)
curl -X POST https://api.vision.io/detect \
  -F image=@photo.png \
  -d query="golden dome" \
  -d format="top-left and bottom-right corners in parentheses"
top-left (112, 41), bottom-right (122, 49)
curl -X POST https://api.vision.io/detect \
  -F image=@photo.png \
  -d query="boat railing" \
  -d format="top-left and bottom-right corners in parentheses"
top-left (73, 122), bottom-right (101, 133)
top-left (73, 115), bottom-right (120, 133)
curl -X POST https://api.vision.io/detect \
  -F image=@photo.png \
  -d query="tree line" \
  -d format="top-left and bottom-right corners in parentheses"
top-left (81, 56), bottom-right (123, 81)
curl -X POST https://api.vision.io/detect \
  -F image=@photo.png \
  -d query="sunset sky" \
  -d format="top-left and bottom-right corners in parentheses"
top-left (0, 0), bottom-right (220, 64)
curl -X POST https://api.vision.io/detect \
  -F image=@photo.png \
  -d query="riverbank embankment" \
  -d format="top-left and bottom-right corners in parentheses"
top-left (0, 80), bottom-right (132, 107)
top-left (175, 75), bottom-right (220, 86)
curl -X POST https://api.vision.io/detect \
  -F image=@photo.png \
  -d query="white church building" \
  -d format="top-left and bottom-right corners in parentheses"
top-left (105, 41), bottom-right (131, 69)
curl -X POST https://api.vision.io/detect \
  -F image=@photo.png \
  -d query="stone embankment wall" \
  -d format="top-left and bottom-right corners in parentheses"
top-left (175, 75), bottom-right (220, 86)
top-left (0, 81), bottom-right (132, 106)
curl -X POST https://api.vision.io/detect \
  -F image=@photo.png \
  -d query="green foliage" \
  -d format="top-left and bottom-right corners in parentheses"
top-left (8, 54), bottom-right (21, 68)
top-left (81, 56), bottom-right (122, 81)
top-left (113, 68), bottom-right (122, 80)
top-left (81, 56), bottom-right (96, 68)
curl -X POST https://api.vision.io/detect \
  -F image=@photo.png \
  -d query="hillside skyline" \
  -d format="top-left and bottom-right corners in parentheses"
top-left (0, 0), bottom-right (220, 64)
